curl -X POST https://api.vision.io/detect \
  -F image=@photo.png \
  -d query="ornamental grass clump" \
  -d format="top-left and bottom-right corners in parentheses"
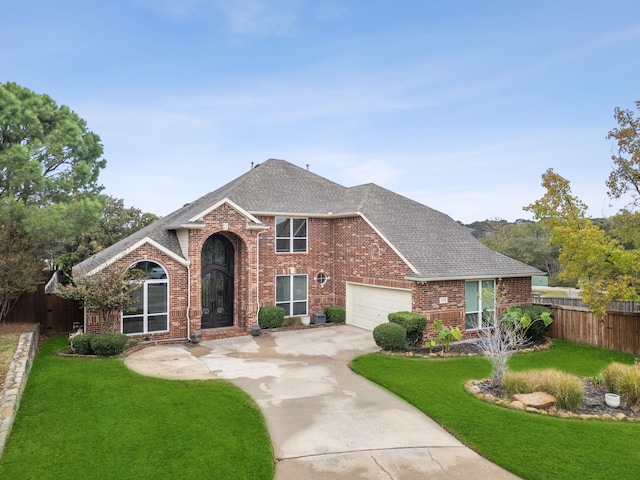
top-left (602, 362), bottom-right (640, 408)
top-left (502, 369), bottom-right (584, 411)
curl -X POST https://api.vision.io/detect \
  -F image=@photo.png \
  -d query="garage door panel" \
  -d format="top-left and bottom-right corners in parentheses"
top-left (346, 283), bottom-right (412, 331)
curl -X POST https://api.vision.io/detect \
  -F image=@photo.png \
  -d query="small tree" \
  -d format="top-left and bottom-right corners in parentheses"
top-left (477, 306), bottom-right (552, 386)
top-left (58, 268), bottom-right (144, 331)
top-left (0, 222), bottom-right (42, 322)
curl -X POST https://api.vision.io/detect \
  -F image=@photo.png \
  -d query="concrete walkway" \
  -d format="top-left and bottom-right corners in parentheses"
top-left (125, 325), bottom-right (519, 479)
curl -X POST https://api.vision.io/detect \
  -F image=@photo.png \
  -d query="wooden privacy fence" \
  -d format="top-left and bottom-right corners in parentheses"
top-left (4, 282), bottom-right (82, 333)
top-left (534, 296), bottom-right (640, 356)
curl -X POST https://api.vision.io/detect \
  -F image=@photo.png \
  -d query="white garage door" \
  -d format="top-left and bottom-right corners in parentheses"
top-left (346, 283), bottom-right (412, 331)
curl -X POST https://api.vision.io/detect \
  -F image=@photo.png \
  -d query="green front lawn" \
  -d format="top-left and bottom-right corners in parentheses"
top-left (351, 340), bottom-right (640, 480)
top-left (0, 336), bottom-right (274, 480)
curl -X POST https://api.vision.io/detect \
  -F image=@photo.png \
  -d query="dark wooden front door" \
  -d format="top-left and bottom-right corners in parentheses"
top-left (201, 235), bottom-right (234, 328)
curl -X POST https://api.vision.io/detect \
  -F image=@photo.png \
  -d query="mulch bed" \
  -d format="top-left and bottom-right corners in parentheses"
top-left (474, 378), bottom-right (638, 418)
top-left (0, 322), bottom-right (41, 391)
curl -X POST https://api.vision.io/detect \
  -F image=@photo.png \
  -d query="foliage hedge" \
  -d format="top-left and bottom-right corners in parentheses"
top-left (324, 306), bottom-right (346, 323)
top-left (372, 322), bottom-right (406, 351)
top-left (70, 333), bottom-right (95, 355)
top-left (518, 304), bottom-right (553, 342)
top-left (90, 333), bottom-right (129, 356)
top-left (258, 306), bottom-right (285, 329)
top-left (388, 311), bottom-right (427, 346)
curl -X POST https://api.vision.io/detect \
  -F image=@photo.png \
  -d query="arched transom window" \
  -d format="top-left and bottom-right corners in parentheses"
top-left (122, 261), bottom-right (168, 335)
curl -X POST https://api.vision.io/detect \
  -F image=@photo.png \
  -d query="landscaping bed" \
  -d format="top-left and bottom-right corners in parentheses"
top-left (471, 377), bottom-right (638, 419)
top-left (0, 323), bottom-right (39, 391)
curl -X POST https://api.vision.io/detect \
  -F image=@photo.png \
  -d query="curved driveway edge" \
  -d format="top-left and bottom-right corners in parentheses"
top-left (125, 325), bottom-right (519, 479)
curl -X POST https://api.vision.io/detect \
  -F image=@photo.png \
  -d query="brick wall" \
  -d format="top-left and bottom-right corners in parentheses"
top-left (188, 203), bottom-right (255, 334)
top-left (413, 276), bottom-right (534, 342)
top-left (84, 242), bottom-right (189, 342)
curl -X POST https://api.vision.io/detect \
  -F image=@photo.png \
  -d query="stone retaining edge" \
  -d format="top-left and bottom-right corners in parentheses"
top-left (0, 326), bottom-right (40, 459)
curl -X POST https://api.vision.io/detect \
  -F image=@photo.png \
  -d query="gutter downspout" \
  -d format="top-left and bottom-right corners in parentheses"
top-left (256, 229), bottom-right (267, 326)
top-left (186, 262), bottom-right (192, 341)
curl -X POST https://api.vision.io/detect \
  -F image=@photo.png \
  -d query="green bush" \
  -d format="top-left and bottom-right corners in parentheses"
top-left (602, 362), bottom-right (640, 407)
top-left (388, 311), bottom-right (427, 347)
top-left (90, 333), bottom-right (129, 357)
top-left (324, 306), bottom-right (346, 323)
top-left (372, 322), bottom-right (406, 351)
top-left (518, 304), bottom-right (553, 342)
top-left (258, 306), bottom-right (285, 329)
top-left (70, 333), bottom-right (95, 355)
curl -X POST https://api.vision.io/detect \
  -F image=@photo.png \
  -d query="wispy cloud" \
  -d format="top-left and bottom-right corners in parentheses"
top-left (215, 0), bottom-right (301, 35)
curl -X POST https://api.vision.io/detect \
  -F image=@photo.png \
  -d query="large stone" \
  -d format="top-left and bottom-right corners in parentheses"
top-left (512, 392), bottom-right (556, 409)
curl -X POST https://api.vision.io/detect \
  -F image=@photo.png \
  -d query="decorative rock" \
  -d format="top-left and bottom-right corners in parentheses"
top-left (526, 407), bottom-right (540, 414)
top-left (484, 394), bottom-right (495, 403)
top-left (578, 414), bottom-right (596, 420)
top-left (468, 385), bottom-right (481, 395)
top-left (509, 400), bottom-right (526, 410)
top-left (615, 413), bottom-right (627, 421)
top-left (512, 392), bottom-right (556, 409)
top-left (557, 412), bottom-right (571, 418)
top-left (601, 414), bottom-right (614, 421)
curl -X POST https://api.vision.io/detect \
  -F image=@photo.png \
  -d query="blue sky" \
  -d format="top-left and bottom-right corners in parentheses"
top-left (4, 1), bottom-right (640, 223)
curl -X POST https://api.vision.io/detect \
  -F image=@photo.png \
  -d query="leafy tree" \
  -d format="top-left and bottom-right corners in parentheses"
top-left (0, 82), bottom-right (107, 320)
top-left (606, 101), bottom-right (640, 205)
top-left (480, 221), bottom-right (562, 285)
top-left (57, 196), bottom-right (159, 275)
top-left (0, 222), bottom-right (42, 321)
top-left (57, 268), bottom-right (144, 331)
top-left (526, 168), bottom-right (640, 316)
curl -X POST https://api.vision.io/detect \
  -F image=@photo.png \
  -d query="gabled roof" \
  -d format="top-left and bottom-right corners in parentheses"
top-left (74, 159), bottom-right (542, 280)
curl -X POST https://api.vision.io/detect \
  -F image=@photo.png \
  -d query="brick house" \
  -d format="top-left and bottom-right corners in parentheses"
top-left (73, 159), bottom-right (542, 342)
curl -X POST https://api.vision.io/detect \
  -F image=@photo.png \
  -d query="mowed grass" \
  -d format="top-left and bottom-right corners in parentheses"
top-left (351, 340), bottom-right (640, 480)
top-left (0, 336), bottom-right (274, 480)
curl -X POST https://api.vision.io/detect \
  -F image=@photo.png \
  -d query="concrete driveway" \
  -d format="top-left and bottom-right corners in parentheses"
top-left (125, 325), bottom-right (519, 479)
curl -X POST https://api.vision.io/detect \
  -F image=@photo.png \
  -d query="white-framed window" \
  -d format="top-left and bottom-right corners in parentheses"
top-left (275, 217), bottom-right (307, 253)
top-left (465, 279), bottom-right (495, 330)
top-left (276, 274), bottom-right (308, 316)
top-left (122, 261), bottom-right (169, 335)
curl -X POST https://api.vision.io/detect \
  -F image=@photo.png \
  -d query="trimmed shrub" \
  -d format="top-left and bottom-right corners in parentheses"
top-left (372, 322), bottom-right (406, 351)
top-left (388, 311), bottom-right (427, 347)
top-left (518, 304), bottom-right (553, 342)
top-left (70, 333), bottom-right (95, 355)
top-left (258, 306), bottom-right (285, 329)
top-left (325, 306), bottom-right (346, 323)
top-left (502, 369), bottom-right (583, 411)
top-left (602, 362), bottom-right (640, 407)
top-left (90, 333), bottom-right (129, 357)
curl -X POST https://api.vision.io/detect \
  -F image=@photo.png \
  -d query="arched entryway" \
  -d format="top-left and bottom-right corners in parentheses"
top-left (201, 234), bottom-right (234, 328)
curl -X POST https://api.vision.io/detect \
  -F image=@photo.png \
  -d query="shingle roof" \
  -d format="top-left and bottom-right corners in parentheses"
top-left (74, 159), bottom-right (542, 280)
